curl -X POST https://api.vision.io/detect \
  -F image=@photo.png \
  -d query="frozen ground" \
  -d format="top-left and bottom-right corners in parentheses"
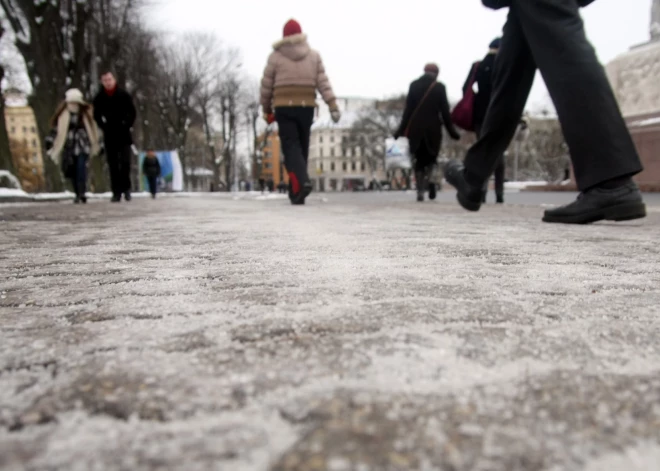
top-left (1, 194), bottom-right (659, 471)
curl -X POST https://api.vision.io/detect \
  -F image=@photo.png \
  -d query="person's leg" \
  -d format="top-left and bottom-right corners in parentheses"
top-left (276, 108), bottom-right (310, 204)
top-left (445, 15), bottom-right (536, 212)
top-left (77, 155), bottom-right (88, 203)
top-left (513, 0), bottom-right (642, 191)
top-left (106, 148), bottom-right (121, 201)
top-left (464, 9), bottom-right (537, 185)
top-left (120, 146), bottom-right (132, 199)
top-left (494, 156), bottom-right (505, 203)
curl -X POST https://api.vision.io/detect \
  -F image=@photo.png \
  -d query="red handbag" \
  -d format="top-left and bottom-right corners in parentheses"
top-left (451, 62), bottom-right (479, 132)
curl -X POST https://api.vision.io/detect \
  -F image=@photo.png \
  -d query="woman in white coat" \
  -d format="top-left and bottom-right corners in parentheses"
top-left (46, 89), bottom-right (101, 203)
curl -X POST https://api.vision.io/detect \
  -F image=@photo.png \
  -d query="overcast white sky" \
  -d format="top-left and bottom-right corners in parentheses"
top-left (152, 0), bottom-right (652, 113)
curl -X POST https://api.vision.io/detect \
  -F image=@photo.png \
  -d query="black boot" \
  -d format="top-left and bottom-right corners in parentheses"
top-left (291, 181), bottom-right (312, 205)
top-left (443, 160), bottom-right (485, 212)
top-left (496, 194), bottom-right (504, 204)
top-left (543, 180), bottom-right (645, 224)
top-left (428, 182), bottom-right (437, 201)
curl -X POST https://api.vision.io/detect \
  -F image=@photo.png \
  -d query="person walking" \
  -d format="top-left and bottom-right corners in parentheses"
top-left (394, 64), bottom-right (460, 202)
top-left (444, 0), bottom-right (645, 224)
top-left (46, 89), bottom-right (100, 204)
top-left (142, 150), bottom-right (161, 199)
top-left (260, 19), bottom-right (341, 205)
top-left (463, 38), bottom-right (506, 204)
top-left (93, 68), bottom-right (137, 203)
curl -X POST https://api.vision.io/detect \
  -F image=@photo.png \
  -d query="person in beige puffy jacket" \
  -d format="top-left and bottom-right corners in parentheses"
top-left (260, 19), bottom-right (340, 205)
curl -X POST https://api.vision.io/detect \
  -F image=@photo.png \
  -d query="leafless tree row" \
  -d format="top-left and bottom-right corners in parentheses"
top-left (0, 0), bottom-right (260, 192)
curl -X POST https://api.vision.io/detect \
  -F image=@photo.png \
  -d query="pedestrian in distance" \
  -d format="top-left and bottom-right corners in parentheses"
top-left (142, 150), bottom-right (161, 199)
top-left (444, 0), bottom-right (646, 224)
top-left (461, 37), bottom-right (506, 204)
top-left (93, 67), bottom-right (137, 203)
top-left (45, 89), bottom-right (101, 204)
top-left (394, 63), bottom-right (461, 202)
top-left (260, 18), bottom-right (341, 205)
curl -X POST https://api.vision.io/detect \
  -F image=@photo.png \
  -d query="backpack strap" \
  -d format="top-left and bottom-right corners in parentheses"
top-left (405, 81), bottom-right (438, 137)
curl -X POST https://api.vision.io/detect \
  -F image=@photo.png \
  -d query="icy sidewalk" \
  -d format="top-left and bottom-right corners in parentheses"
top-left (1, 197), bottom-right (659, 471)
top-left (0, 188), bottom-right (289, 203)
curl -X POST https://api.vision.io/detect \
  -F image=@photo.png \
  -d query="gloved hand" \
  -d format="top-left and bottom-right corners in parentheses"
top-left (264, 112), bottom-right (275, 124)
top-left (330, 109), bottom-right (341, 124)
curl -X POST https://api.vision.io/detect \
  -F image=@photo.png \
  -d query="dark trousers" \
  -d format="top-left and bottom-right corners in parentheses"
top-left (464, 0), bottom-right (642, 191)
top-left (275, 107), bottom-right (314, 195)
top-left (70, 154), bottom-right (88, 198)
top-left (414, 145), bottom-right (438, 194)
top-left (107, 145), bottom-right (132, 197)
top-left (475, 122), bottom-right (505, 200)
top-left (147, 176), bottom-right (158, 196)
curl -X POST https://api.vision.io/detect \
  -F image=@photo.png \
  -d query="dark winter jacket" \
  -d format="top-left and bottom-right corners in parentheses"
top-left (463, 52), bottom-right (497, 130)
top-left (482, 0), bottom-right (595, 9)
top-left (142, 155), bottom-right (161, 178)
top-left (93, 87), bottom-right (136, 149)
top-left (395, 74), bottom-right (460, 156)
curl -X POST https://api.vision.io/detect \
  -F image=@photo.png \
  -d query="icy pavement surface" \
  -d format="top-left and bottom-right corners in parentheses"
top-left (1, 195), bottom-right (659, 471)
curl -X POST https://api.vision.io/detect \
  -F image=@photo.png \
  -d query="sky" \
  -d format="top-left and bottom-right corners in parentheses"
top-left (153, 0), bottom-right (652, 113)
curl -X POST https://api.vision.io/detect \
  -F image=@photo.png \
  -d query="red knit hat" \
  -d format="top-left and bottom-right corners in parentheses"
top-left (283, 19), bottom-right (302, 37)
top-left (424, 63), bottom-right (439, 75)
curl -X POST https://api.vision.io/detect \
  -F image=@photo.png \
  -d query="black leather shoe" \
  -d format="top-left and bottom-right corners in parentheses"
top-left (111, 195), bottom-right (121, 203)
top-left (443, 160), bottom-right (484, 212)
top-left (124, 192), bottom-right (132, 202)
top-left (417, 193), bottom-right (424, 202)
top-left (543, 182), bottom-right (646, 224)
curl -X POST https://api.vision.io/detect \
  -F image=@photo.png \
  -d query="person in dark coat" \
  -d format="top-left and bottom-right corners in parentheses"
top-left (142, 150), bottom-right (161, 199)
top-left (93, 69), bottom-right (137, 203)
top-left (463, 37), bottom-right (505, 204)
top-left (445, 0), bottom-right (645, 224)
top-left (395, 63), bottom-right (460, 202)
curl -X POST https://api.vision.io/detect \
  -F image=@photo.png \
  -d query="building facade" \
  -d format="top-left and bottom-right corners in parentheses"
top-left (260, 130), bottom-right (288, 188)
top-left (4, 101), bottom-right (45, 192)
top-left (606, 2), bottom-right (660, 187)
top-left (308, 97), bottom-right (387, 192)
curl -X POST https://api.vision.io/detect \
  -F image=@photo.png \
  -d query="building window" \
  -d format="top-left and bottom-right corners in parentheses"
top-left (32, 139), bottom-right (37, 148)
top-left (33, 153), bottom-right (38, 163)
top-left (342, 136), bottom-right (348, 145)
top-left (361, 162), bottom-right (366, 171)
top-left (331, 148), bottom-right (335, 157)
top-left (31, 126), bottom-right (36, 133)
top-left (320, 148), bottom-right (324, 158)
top-left (10, 127), bottom-right (15, 134)
top-left (330, 136), bottom-right (335, 143)
top-left (320, 162), bottom-right (324, 171)
top-left (342, 162), bottom-right (347, 171)
top-left (331, 162), bottom-right (335, 171)
top-left (351, 161), bottom-right (356, 171)
top-left (23, 127), bottom-right (27, 133)
top-left (319, 136), bottom-right (323, 144)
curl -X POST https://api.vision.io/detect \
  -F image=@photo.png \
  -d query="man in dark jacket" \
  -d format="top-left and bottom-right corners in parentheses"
top-left (93, 69), bottom-right (137, 203)
top-left (395, 64), bottom-right (460, 202)
top-left (445, 0), bottom-right (645, 224)
top-left (463, 37), bottom-right (505, 204)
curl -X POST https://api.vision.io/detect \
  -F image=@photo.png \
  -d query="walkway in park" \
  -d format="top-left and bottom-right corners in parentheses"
top-left (1, 193), bottom-right (659, 470)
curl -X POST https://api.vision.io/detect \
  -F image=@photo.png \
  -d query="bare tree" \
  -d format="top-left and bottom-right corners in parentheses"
top-left (523, 119), bottom-right (568, 183)
top-left (345, 96), bottom-right (405, 188)
top-left (0, 0), bottom-right (148, 190)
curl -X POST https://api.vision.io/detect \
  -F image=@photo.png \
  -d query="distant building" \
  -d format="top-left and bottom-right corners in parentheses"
top-left (4, 91), bottom-right (45, 192)
top-left (308, 97), bottom-right (387, 191)
top-left (606, 2), bottom-right (660, 187)
top-left (259, 129), bottom-right (287, 188)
